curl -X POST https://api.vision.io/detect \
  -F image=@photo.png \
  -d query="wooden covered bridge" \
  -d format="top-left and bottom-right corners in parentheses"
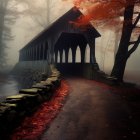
top-left (18, 6), bottom-right (101, 79)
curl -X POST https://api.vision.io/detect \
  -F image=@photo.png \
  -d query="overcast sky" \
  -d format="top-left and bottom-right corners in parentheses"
top-left (3, 0), bottom-right (140, 84)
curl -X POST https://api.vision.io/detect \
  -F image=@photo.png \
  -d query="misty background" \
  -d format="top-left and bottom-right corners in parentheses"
top-left (1, 0), bottom-right (140, 85)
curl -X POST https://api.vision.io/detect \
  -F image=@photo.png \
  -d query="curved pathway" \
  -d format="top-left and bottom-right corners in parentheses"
top-left (40, 75), bottom-right (140, 140)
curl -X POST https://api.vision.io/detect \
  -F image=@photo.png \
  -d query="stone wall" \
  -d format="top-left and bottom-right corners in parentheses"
top-left (0, 64), bottom-right (61, 139)
top-left (10, 67), bottom-right (49, 89)
top-left (56, 62), bottom-right (122, 86)
top-left (91, 63), bottom-right (122, 86)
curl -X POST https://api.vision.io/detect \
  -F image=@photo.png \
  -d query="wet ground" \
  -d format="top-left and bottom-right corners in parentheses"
top-left (40, 75), bottom-right (140, 140)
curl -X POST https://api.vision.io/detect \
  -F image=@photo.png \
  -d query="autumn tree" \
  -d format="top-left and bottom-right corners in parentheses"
top-left (0, 0), bottom-right (21, 68)
top-left (62, 0), bottom-right (140, 82)
top-left (18, 0), bottom-right (67, 35)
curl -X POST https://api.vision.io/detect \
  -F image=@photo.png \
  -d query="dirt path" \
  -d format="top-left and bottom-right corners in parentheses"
top-left (40, 75), bottom-right (140, 140)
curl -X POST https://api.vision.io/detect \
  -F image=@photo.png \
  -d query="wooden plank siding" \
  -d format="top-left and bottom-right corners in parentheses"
top-left (19, 6), bottom-right (101, 64)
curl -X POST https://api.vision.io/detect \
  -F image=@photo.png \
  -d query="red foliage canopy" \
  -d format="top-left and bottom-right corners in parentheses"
top-left (62, 0), bottom-right (140, 37)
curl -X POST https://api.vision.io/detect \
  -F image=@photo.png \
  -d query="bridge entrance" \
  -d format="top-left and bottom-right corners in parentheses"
top-left (54, 32), bottom-right (95, 79)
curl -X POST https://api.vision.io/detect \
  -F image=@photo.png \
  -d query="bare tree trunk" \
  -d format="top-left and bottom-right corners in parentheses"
top-left (114, 17), bottom-right (120, 62)
top-left (110, 3), bottom-right (135, 82)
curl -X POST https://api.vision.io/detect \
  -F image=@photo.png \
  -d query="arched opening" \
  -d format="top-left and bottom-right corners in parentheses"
top-left (62, 49), bottom-right (65, 63)
top-left (57, 51), bottom-right (60, 63)
top-left (85, 44), bottom-right (90, 63)
top-left (68, 47), bottom-right (72, 63)
top-left (37, 46), bottom-right (39, 60)
top-left (75, 46), bottom-right (81, 63)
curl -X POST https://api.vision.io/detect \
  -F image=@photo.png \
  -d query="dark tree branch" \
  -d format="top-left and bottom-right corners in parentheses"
top-left (132, 13), bottom-right (140, 29)
top-left (134, 12), bottom-right (140, 14)
top-left (126, 35), bottom-right (140, 59)
top-left (129, 41), bottom-right (137, 45)
top-left (30, 15), bottom-right (45, 28)
top-left (50, 0), bottom-right (59, 9)
top-left (135, 26), bottom-right (140, 28)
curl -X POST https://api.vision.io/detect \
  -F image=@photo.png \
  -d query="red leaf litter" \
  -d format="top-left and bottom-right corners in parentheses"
top-left (7, 80), bottom-right (69, 140)
top-left (69, 75), bottom-right (118, 91)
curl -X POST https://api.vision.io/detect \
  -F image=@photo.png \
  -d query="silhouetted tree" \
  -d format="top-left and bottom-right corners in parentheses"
top-left (62, 0), bottom-right (140, 82)
top-left (0, 0), bottom-right (20, 68)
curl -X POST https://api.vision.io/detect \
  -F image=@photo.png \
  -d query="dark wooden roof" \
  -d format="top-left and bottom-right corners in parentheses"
top-left (19, 6), bottom-right (101, 52)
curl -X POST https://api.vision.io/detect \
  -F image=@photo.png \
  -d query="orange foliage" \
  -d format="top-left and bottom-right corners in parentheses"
top-left (62, 0), bottom-right (140, 35)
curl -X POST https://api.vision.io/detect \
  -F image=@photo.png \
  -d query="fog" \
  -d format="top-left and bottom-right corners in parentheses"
top-left (1, 0), bottom-right (140, 84)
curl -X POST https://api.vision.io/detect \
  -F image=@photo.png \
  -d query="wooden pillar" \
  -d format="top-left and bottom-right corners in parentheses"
top-left (44, 42), bottom-right (48, 60)
top-left (28, 50), bottom-right (30, 61)
top-left (55, 50), bottom-right (58, 63)
top-left (35, 46), bottom-right (37, 60)
top-left (29, 49), bottom-right (32, 61)
top-left (33, 48), bottom-right (34, 60)
top-left (39, 45), bottom-right (41, 60)
top-left (72, 47), bottom-right (76, 63)
top-left (25, 51), bottom-right (27, 61)
top-left (32, 49), bottom-right (34, 60)
top-left (43, 43), bottom-right (45, 60)
top-left (23, 51), bottom-right (26, 61)
top-left (79, 44), bottom-right (86, 63)
top-left (37, 46), bottom-right (39, 60)
top-left (31, 49), bottom-right (32, 61)
top-left (89, 38), bottom-right (96, 63)
top-left (65, 47), bottom-right (69, 63)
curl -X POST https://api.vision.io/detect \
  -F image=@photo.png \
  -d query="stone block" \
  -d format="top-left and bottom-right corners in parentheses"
top-left (4, 99), bottom-right (27, 109)
top-left (47, 77), bottom-right (57, 81)
top-left (6, 94), bottom-right (27, 101)
top-left (5, 97), bottom-right (29, 111)
top-left (0, 103), bottom-right (17, 110)
top-left (19, 88), bottom-right (42, 94)
top-left (32, 85), bottom-right (47, 89)
top-left (5, 99), bottom-right (22, 104)
top-left (40, 81), bottom-right (52, 86)
top-left (19, 94), bottom-right (38, 101)
top-left (50, 73), bottom-right (60, 78)
top-left (0, 67), bottom-right (62, 138)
